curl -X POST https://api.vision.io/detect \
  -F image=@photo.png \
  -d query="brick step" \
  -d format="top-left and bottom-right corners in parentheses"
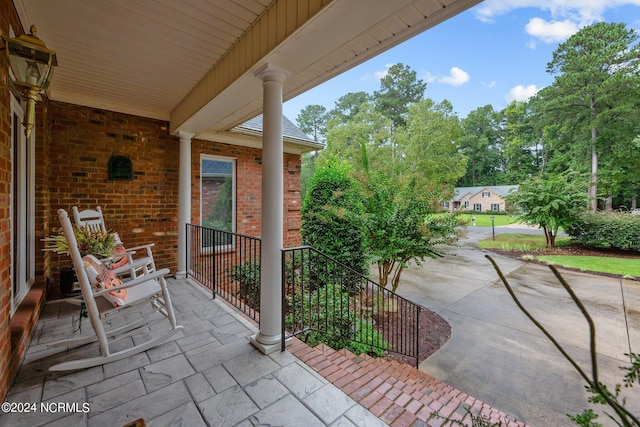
top-left (288, 338), bottom-right (528, 427)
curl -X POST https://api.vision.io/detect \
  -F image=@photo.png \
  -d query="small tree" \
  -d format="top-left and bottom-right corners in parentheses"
top-left (507, 174), bottom-right (588, 248)
top-left (363, 172), bottom-right (463, 292)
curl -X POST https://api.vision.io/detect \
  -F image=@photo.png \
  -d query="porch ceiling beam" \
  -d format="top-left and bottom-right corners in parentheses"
top-left (170, 0), bottom-right (482, 136)
top-left (170, 0), bottom-right (331, 135)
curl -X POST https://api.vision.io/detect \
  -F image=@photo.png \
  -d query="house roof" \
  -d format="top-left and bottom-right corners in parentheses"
top-left (453, 185), bottom-right (519, 200)
top-left (14, 0), bottom-right (481, 136)
top-left (197, 114), bottom-right (323, 155)
top-left (236, 115), bottom-right (316, 144)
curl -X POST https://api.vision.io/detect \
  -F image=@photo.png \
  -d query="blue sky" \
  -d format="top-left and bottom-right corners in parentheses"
top-left (282, 0), bottom-right (640, 122)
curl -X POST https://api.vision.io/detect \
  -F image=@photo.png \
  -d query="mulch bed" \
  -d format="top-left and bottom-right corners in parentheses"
top-left (380, 305), bottom-right (452, 367)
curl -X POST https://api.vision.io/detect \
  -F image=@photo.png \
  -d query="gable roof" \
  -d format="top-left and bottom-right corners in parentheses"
top-left (453, 185), bottom-right (519, 200)
top-left (236, 115), bottom-right (316, 144)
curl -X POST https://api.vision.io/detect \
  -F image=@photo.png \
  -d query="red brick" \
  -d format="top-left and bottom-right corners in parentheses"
top-left (391, 410), bottom-right (418, 427)
top-left (405, 399), bottom-right (423, 414)
top-left (368, 395), bottom-right (393, 417)
top-left (359, 390), bottom-right (384, 408)
top-left (382, 405), bottom-right (405, 424)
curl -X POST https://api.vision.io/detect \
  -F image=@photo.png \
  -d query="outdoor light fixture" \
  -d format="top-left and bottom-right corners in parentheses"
top-left (2, 25), bottom-right (57, 137)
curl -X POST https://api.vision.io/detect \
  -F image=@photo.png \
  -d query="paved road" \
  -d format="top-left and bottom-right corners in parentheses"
top-left (394, 226), bottom-right (640, 426)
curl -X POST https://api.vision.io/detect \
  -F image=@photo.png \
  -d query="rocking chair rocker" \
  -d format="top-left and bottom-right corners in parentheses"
top-left (48, 209), bottom-right (183, 371)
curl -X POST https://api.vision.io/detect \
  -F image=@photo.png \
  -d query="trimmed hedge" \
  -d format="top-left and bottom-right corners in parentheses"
top-left (301, 160), bottom-right (367, 276)
top-left (566, 212), bottom-right (640, 251)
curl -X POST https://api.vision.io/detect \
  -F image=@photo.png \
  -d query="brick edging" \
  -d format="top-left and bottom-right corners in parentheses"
top-left (288, 338), bottom-right (528, 427)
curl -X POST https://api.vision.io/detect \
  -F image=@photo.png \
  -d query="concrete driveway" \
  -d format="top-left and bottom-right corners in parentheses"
top-left (394, 226), bottom-right (640, 426)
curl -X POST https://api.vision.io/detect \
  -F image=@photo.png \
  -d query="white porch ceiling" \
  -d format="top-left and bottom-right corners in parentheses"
top-left (14, 0), bottom-right (482, 136)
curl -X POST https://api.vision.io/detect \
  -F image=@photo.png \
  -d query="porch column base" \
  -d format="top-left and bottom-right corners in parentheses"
top-left (250, 333), bottom-right (281, 355)
top-left (174, 271), bottom-right (188, 280)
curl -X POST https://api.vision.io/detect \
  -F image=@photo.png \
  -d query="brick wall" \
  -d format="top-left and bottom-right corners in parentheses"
top-left (44, 102), bottom-right (180, 278)
top-left (0, 0), bottom-right (22, 402)
top-left (0, 0), bottom-right (49, 402)
top-left (45, 102), bottom-right (303, 279)
top-left (191, 139), bottom-right (302, 247)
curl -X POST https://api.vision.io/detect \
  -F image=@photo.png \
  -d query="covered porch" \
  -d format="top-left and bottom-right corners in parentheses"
top-left (1, 0), bottom-right (486, 415)
top-left (1, 276), bottom-right (525, 426)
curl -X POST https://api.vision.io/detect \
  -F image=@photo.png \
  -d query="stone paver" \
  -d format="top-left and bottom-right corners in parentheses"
top-left (1, 278), bottom-right (386, 427)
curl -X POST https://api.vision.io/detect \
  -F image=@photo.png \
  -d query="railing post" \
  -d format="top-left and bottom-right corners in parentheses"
top-left (281, 249), bottom-right (286, 352)
top-left (185, 223), bottom-right (189, 279)
top-left (416, 307), bottom-right (420, 368)
top-left (212, 228), bottom-right (216, 299)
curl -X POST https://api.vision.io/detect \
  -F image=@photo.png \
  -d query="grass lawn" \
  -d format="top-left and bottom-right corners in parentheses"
top-left (461, 214), bottom-right (519, 227)
top-left (479, 233), bottom-right (640, 278)
top-left (536, 255), bottom-right (640, 278)
top-left (478, 233), bottom-right (572, 251)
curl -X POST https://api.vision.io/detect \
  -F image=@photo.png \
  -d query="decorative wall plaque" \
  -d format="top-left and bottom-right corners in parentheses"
top-left (108, 154), bottom-right (133, 180)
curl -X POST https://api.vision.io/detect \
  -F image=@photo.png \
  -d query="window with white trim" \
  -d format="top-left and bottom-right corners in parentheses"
top-left (482, 192), bottom-right (491, 197)
top-left (491, 204), bottom-right (500, 211)
top-left (473, 203), bottom-right (482, 212)
top-left (200, 156), bottom-right (236, 247)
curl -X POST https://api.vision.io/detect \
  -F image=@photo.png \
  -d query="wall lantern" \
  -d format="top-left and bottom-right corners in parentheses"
top-left (2, 25), bottom-right (57, 137)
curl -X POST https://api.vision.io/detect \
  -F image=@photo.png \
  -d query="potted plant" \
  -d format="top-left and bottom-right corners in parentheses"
top-left (43, 225), bottom-right (115, 259)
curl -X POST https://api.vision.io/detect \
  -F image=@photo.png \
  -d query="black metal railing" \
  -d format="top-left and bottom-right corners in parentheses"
top-left (186, 224), bottom-right (261, 324)
top-left (282, 246), bottom-right (420, 367)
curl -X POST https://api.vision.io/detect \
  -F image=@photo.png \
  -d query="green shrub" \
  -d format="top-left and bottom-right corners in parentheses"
top-left (285, 283), bottom-right (389, 357)
top-left (301, 159), bottom-right (367, 277)
top-left (227, 259), bottom-right (260, 310)
top-left (566, 212), bottom-right (640, 251)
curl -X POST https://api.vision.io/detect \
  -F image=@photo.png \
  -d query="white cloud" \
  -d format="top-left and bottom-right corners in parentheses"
top-left (525, 17), bottom-right (580, 43)
top-left (360, 63), bottom-right (395, 81)
top-left (421, 71), bottom-right (437, 83)
top-left (475, 0), bottom-right (640, 43)
top-left (474, 0), bottom-right (640, 22)
top-left (506, 84), bottom-right (540, 103)
top-left (438, 67), bottom-right (470, 86)
top-left (373, 69), bottom-right (388, 79)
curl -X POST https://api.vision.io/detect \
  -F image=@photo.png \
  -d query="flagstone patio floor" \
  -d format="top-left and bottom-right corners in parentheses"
top-left (0, 277), bottom-right (527, 427)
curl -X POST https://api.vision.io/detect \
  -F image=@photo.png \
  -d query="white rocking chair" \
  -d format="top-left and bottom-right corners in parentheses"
top-left (72, 205), bottom-right (157, 277)
top-left (48, 208), bottom-right (183, 371)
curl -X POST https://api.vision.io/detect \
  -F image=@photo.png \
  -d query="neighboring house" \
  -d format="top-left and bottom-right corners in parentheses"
top-left (445, 185), bottom-right (519, 213)
top-left (0, 0), bottom-right (479, 400)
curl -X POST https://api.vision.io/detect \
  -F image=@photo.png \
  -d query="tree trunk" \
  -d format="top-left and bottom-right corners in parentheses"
top-left (589, 100), bottom-right (598, 212)
top-left (632, 196), bottom-right (637, 210)
top-left (391, 263), bottom-right (404, 293)
top-left (378, 260), bottom-right (394, 288)
top-left (605, 195), bottom-right (613, 211)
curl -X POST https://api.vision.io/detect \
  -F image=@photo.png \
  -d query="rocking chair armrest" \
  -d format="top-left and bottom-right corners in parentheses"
top-left (109, 257), bottom-right (153, 276)
top-left (93, 268), bottom-right (170, 297)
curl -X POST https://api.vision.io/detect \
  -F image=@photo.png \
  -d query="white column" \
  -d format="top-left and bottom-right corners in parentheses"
top-left (251, 64), bottom-right (288, 354)
top-left (176, 131), bottom-right (194, 279)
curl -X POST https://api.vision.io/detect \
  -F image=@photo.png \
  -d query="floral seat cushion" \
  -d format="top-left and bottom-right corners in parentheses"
top-left (83, 255), bottom-right (127, 307)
